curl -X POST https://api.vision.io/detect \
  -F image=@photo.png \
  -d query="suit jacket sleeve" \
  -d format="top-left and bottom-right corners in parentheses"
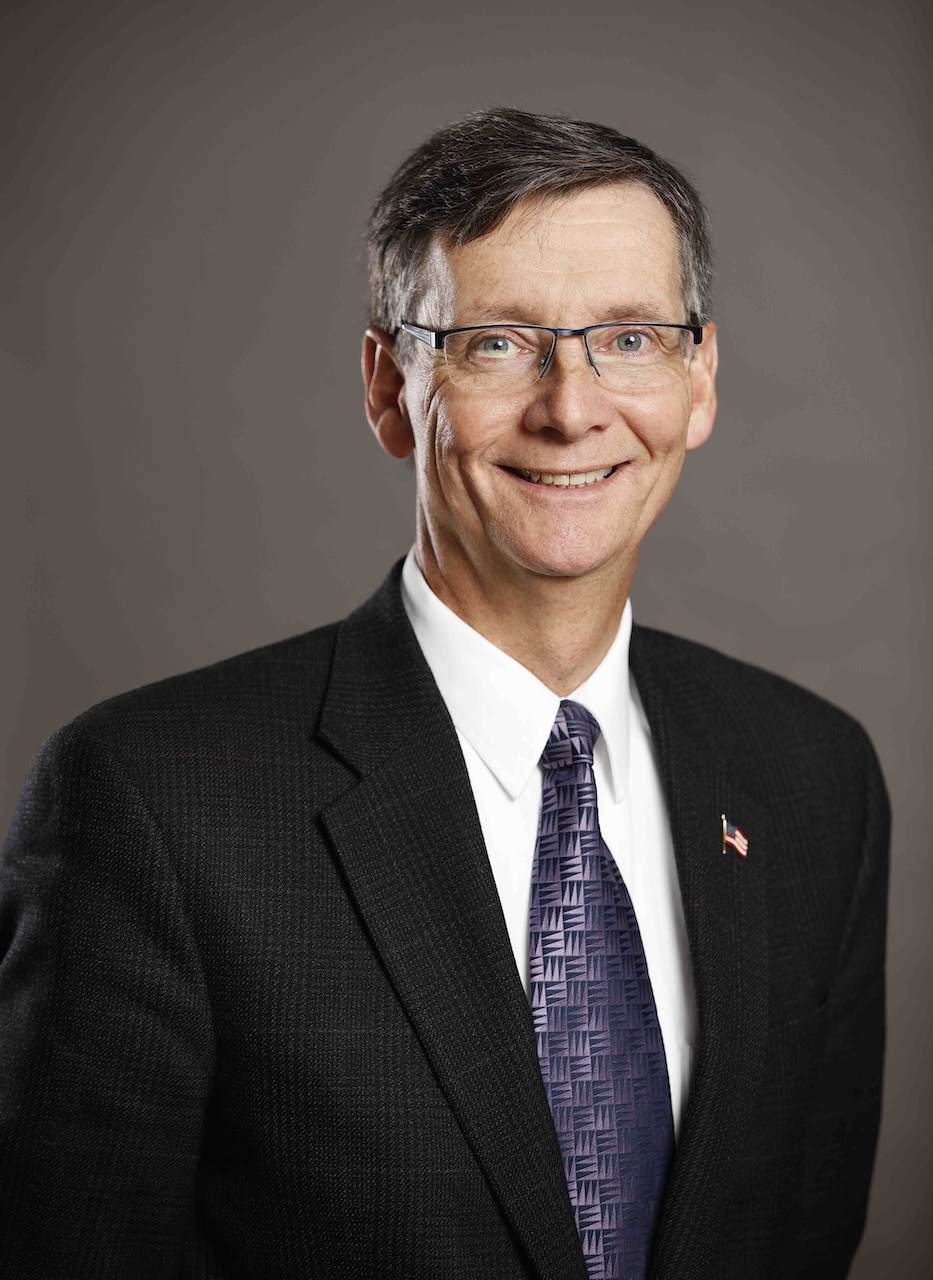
top-left (0, 722), bottom-right (214, 1277)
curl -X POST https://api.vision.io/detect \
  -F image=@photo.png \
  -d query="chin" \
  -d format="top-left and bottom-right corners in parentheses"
top-left (500, 537), bottom-right (630, 583)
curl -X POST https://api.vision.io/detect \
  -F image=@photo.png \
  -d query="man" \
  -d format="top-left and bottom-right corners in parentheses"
top-left (0, 109), bottom-right (888, 1279)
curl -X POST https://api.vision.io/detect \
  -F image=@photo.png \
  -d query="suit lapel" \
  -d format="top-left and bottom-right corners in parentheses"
top-left (631, 630), bottom-right (771, 1280)
top-left (317, 570), bottom-right (587, 1280)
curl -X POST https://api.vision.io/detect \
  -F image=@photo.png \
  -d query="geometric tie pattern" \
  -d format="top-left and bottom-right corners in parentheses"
top-left (530, 701), bottom-right (674, 1280)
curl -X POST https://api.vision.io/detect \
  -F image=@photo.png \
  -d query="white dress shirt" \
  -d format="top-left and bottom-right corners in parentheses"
top-left (400, 550), bottom-right (697, 1134)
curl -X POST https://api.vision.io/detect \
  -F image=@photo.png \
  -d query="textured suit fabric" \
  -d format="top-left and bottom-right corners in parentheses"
top-left (0, 562), bottom-right (888, 1279)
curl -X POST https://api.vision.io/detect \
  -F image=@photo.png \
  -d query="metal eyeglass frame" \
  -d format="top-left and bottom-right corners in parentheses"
top-left (399, 320), bottom-right (703, 381)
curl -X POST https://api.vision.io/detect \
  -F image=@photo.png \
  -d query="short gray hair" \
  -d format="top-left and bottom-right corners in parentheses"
top-left (367, 107), bottom-right (713, 339)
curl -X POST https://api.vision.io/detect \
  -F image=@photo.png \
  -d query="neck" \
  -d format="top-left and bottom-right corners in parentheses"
top-left (416, 546), bottom-right (634, 697)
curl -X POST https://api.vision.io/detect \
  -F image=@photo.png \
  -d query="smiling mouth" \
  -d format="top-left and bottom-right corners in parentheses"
top-left (513, 466), bottom-right (617, 487)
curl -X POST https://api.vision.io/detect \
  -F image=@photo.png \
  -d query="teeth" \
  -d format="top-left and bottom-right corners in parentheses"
top-left (519, 467), bottom-right (614, 487)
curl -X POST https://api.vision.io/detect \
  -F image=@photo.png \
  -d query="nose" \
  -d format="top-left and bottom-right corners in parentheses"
top-left (539, 330), bottom-right (601, 381)
top-left (523, 333), bottom-right (612, 440)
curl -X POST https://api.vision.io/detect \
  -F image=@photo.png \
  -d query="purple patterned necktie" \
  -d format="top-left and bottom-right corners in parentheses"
top-left (530, 700), bottom-right (674, 1280)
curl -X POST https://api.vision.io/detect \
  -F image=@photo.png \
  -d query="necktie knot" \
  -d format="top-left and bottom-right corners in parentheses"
top-left (540, 699), bottom-right (600, 770)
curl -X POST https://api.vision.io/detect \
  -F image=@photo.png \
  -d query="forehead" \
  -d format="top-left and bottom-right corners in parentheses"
top-left (423, 183), bottom-right (683, 324)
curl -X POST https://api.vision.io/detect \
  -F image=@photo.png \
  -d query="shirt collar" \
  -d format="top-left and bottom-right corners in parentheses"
top-left (400, 550), bottom-right (633, 803)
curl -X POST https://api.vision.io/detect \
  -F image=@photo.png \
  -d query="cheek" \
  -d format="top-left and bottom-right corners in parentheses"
top-left (416, 406), bottom-right (474, 505)
top-left (430, 398), bottom-right (502, 468)
top-left (404, 377), bottom-right (449, 463)
top-left (431, 409), bottom-right (459, 465)
top-left (634, 387), bottom-right (693, 455)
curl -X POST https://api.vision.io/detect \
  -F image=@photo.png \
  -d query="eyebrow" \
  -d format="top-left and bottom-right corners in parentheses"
top-left (454, 301), bottom-right (680, 325)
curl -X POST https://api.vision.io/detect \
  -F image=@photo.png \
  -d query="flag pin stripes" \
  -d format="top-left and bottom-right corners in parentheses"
top-left (721, 814), bottom-right (749, 858)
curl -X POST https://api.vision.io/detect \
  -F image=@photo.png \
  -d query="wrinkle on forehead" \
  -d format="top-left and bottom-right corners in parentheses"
top-left (500, 183), bottom-right (668, 243)
top-left (421, 184), bottom-right (682, 329)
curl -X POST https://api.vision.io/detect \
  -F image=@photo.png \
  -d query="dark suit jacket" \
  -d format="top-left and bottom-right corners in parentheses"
top-left (0, 563), bottom-right (888, 1279)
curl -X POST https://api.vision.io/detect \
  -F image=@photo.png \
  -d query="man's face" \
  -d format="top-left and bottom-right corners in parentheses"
top-left (365, 183), bottom-right (717, 609)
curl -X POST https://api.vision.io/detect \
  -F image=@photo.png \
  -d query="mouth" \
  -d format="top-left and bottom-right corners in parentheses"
top-left (510, 466), bottom-right (617, 488)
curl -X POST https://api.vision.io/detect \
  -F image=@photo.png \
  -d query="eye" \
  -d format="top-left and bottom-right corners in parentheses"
top-left (589, 325), bottom-right (678, 364)
top-left (443, 327), bottom-right (546, 387)
top-left (613, 328), bottom-right (653, 354)
top-left (587, 323), bottom-right (690, 389)
top-left (471, 331), bottom-right (521, 358)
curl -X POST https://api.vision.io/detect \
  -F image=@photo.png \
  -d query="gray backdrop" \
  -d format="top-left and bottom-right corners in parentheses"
top-left (2, 0), bottom-right (930, 1272)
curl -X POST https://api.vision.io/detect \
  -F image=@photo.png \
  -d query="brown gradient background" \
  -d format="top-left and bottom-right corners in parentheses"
top-left (2, 0), bottom-right (930, 1272)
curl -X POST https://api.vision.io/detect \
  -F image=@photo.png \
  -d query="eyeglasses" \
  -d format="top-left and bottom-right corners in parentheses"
top-left (400, 320), bottom-right (703, 393)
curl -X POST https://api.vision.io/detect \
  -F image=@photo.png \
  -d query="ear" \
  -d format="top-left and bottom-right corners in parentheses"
top-left (686, 322), bottom-right (718, 452)
top-left (362, 327), bottom-right (415, 459)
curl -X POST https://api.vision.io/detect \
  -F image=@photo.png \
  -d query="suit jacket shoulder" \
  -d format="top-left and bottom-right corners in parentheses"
top-left (631, 621), bottom-right (883, 800)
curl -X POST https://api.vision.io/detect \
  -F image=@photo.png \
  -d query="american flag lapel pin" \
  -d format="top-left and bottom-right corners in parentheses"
top-left (721, 814), bottom-right (749, 858)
